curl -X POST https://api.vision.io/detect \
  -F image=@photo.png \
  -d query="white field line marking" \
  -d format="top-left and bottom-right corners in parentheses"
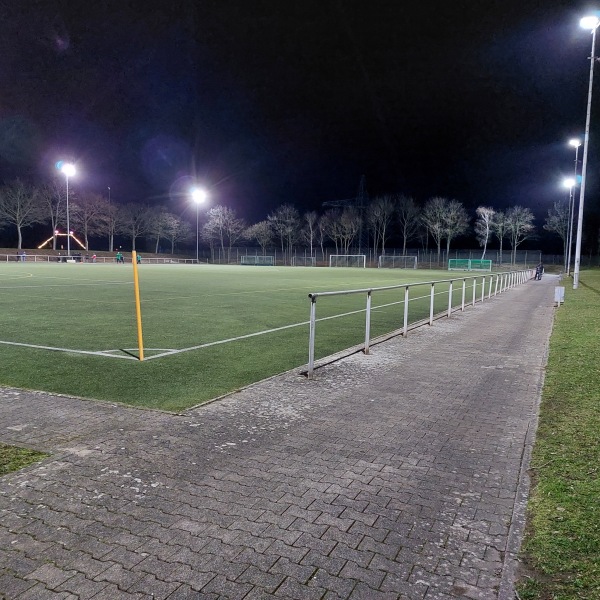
top-left (0, 273), bottom-right (33, 280)
top-left (0, 295), bottom-right (429, 362)
top-left (143, 302), bottom-right (393, 361)
top-left (0, 340), bottom-right (138, 359)
top-left (0, 281), bottom-right (131, 290)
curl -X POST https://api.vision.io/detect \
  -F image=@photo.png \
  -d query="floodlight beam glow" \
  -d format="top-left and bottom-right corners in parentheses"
top-left (580, 16), bottom-right (600, 30)
top-left (61, 163), bottom-right (76, 177)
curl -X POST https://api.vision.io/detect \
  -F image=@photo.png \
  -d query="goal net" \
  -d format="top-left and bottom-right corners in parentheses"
top-left (378, 255), bottom-right (417, 269)
top-left (448, 258), bottom-right (492, 272)
top-left (329, 254), bottom-right (366, 268)
top-left (291, 256), bottom-right (316, 266)
top-left (240, 255), bottom-right (275, 266)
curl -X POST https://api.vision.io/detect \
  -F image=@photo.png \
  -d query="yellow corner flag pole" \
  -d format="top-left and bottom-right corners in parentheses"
top-left (131, 251), bottom-right (145, 361)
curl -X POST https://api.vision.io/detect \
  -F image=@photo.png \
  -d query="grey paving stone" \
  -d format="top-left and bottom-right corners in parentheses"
top-left (0, 277), bottom-right (554, 600)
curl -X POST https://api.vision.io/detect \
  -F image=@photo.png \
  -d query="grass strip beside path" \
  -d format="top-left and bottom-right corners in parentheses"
top-left (0, 444), bottom-right (48, 477)
top-left (518, 270), bottom-right (600, 599)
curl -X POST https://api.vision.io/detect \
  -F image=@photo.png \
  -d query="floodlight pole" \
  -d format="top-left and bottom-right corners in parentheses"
top-left (191, 188), bottom-right (208, 264)
top-left (566, 180), bottom-right (575, 275)
top-left (196, 202), bottom-right (200, 263)
top-left (60, 162), bottom-right (76, 258)
top-left (574, 22), bottom-right (598, 289)
top-left (566, 144), bottom-right (580, 276)
top-left (66, 174), bottom-right (71, 257)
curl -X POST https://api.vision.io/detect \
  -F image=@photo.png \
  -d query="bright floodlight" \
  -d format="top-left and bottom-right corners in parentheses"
top-left (569, 138), bottom-right (582, 147)
top-left (191, 188), bottom-right (207, 204)
top-left (580, 16), bottom-right (600, 30)
top-left (563, 177), bottom-right (576, 188)
top-left (61, 163), bottom-right (76, 177)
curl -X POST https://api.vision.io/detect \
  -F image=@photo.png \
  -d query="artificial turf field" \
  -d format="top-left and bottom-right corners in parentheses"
top-left (0, 262), bottom-right (479, 411)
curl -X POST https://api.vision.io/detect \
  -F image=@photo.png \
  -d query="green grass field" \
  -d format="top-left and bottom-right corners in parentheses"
top-left (0, 262), bottom-right (491, 411)
top-left (518, 270), bottom-right (600, 600)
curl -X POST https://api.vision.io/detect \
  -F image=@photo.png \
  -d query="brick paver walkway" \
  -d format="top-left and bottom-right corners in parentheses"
top-left (0, 275), bottom-right (556, 599)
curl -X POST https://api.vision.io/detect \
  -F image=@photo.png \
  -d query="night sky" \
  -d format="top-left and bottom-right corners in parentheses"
top-left (0, 0), bottom-right (597, 229)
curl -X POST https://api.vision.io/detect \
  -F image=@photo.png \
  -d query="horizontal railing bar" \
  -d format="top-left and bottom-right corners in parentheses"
top-left (308, 272), bottom-right (516, 300)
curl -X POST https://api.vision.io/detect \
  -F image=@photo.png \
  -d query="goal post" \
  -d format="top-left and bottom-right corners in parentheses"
top-left (329, 254), bottom-right (366, 268)
top-left (378, 255), bottom-right (417, 269)
top-left (240, 255), bottom-right (275, 266)
top-left (291, 256), bottom-right (316, 266)
top-left (448, 258), bottom-right (492, 272)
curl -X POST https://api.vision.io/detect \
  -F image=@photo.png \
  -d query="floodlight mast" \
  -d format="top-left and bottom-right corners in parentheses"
top-left (566, 139), bottom-right (581, 276)
top-left (562, 176), bottom-right (576, 273)
top-left (60, 163), bottom-right (76, 257)
top-left (191, 188), bottom-right (208, 263)
top-left (573, 16), bottom-right (600, 288)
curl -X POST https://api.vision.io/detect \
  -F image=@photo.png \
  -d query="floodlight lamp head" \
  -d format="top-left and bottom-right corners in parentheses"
top-left (563, 177), bottom-right (576, 189)
top-left (191, 188), bottom-right (208, 204)
top-left (569, 138), bottom-right (582, 148)
top-left (61, 163), bottom-right (76, 177)
top-left (580, 16), bottom-right (600, 30)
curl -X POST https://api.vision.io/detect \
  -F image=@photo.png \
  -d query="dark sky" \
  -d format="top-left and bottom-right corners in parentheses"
top-left (0, 0), bottom-right (597, 226)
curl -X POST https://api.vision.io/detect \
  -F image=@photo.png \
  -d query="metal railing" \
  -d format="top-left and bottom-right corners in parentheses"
top-left (306, 269), bottom-right (533, 378)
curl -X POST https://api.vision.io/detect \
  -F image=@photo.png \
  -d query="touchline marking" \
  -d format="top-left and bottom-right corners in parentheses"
top-left (0, 340), bottom-right (138, 359)
top-left (0, 281), bottom-right (131, 290)
top-left (144, 304), bottom-right (378, 361)
top-left (0, 304), bottom-right (388, 362)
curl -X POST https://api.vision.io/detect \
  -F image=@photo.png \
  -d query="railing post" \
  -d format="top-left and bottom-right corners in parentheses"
top-left (481, 276), bottom-right (485, 303)
top-left (487, 275), bottom-right (492, 299)
top-left (461, 279), bottom-right (466, 311)
top-left (472, 276), bottom-right (477, 306)
top-left (403, 286), bottom-right (410, 336)
top-left (364, 290), bottom-right (372, 355)
top-left (308, 295), bottom-right (317, 379)
top-left (494, 274), bottom-right (499, 296)
top-left (447, 280), bottom-right (453, 318)
top-left (429, 282), bottom-right (435, 325)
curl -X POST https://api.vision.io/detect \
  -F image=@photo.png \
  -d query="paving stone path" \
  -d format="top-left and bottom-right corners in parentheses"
top-left (0, 275), bottom-right (557, 599)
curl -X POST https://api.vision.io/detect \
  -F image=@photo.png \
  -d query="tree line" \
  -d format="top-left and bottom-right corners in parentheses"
top-left (0, 178), bottom-right (569, 263)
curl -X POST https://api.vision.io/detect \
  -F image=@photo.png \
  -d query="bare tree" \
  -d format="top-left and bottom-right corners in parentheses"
top-left (245, 221), bottom-right (273, 255)
top-left (474, 207), bottom-right (495, 259)
top-left (38, 181), bottom-right (65, 250)
top-left (506, 206), bottom-right (535, 265)
top-left (268, 204), bottom-right (300, 264)
top-left (321, 209), bottom-right (343, 254)
top-left (443, 200), bottom-right (469, 257)
top-left (367, 195), bottom-right (396, 256)
top-left (543, 201), bottom-right (570, 261)
top-left (94, 198), bottom-right (119, 252)
top-left (339, 207), bottom-right (361, 253)
top-left (70, 192), bottom-right (105, 250)
top-left (150, 209), bottom-right (165, 254)
top-left (0, 179), bottom-right (45, 249)
top-left (162, 214), bottom-right (192, 254)
top-left (421, 197), bottom-right (447, 265)
top-left (491, 210), bottom-right (509, 265)
top-left (118, 203), bottom-right (152, 251)
top-left (316, 214), bottom-right (329, 260)
top-left (302, 211), bottom-right (318, 256)
top-left (203, 205), bottom-right (246, 262)
top-left (397, 195), bottom-right (420, 255)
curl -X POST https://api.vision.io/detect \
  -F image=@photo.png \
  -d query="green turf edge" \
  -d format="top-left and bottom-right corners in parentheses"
top-left (0, 444), bottom-right (49, 477)
top-left (517, 270), bottom-right (600, 600)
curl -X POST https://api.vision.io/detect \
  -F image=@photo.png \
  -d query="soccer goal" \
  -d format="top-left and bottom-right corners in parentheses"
top-left (240, 255), bottom-right (275, 266)
top-left (378, 255), bottom-right (417, 269)
top-left (291, 256), bottom-right (316, 267)
top-left (329, 254), bottom-right (366, 268)
top-left (448, 258), bottom-right (492, 272)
